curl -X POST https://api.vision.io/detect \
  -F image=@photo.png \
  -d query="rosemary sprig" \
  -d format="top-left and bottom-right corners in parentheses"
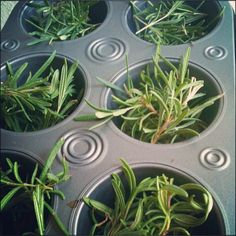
top-left (1, 51), bottom-right (81, 132)
top-left (0, 139), bottom-right (71, 235)
top-left (74, 47), bottom-right (223, 144)
top-left (84, 159), bottom-right (213, 236)
top-left (26, 0), bottom-right (99, 45)
top-left (131, 0), bottom-right (225, 45)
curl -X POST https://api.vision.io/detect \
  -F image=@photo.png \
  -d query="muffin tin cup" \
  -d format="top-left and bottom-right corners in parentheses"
top-left (20, 1), bottom-right (108, 43)
top-left (104, 59), bottom-right (224, 143)
top-left (0, 52), bottom-right (86, 132)
top-left (1, 0), bottom-right (235, 235)
top-left (70, 163), bottom-right (227, 235)
top-left (127, 0), bottom-right (223, 46)
top-left (0, 150), bottom-right (56, 235)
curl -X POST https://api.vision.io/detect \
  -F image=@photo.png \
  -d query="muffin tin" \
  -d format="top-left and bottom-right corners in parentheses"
top-left (0, 0), bottom-right (235, 235)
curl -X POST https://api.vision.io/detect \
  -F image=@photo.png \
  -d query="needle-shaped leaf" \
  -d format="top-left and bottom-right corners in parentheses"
top-left (0, 186), bottom-right (22, 211)
top-left (130, 199), bottom-right (144, 229)
top-left (83, 197), bottom-right (113, 216)
top-left (173, 214), bottom-right (205, 227)
top-left (40, 139), bottom-right (64, 182)
top-left (188, 94), bottom-right (223, 118)
top-left (180, 183), bottom-right (213, 216)
top-left (27, 38), bottom-right (52, 46)
top-left (167, 227), bottom-right (190, 236)
top-left (150, 90), bottom-right (169, 116)
top-left (95, 111), bottom-right (113, 119)
top-left (161, 184), bottom-right (188, 198)
top-left (49, 189), bottom-right (65, 200)
top-left (89, 116), bottom-right (113, 130)
top-left (57, 59), bottom-right (76, 113)
top-left (57, 156), bottom-right (70, 182)
top-left (85, 99), bottom-right (113, 113)
top-left (120, 159), bottom-right (136, 194)
top-left (9, 62), bottom-right (28, 88)
top-left (6, 62), bottom-right (14, 77)
top-left (74, 114), bottom-right (99, 121)
top-left (33, 191), bottom-right (44, 235)
top-left (30, 51), bottom-right (56, 81)
top-left (13, 96), bottom-right (32, 122)
top-left (112, 173), bottom-right (126, 216)
top-left (13, 162), bottom-right (23, 183)
top-left (31, 163), bottom-right (39, 184)
top-left (47, 173), bottom-right (59, 183)
top-left (96, 77), bottom-right (125, 93)
top-left (179, 47), bottom-right (191, 83)
top-left (6, 158), bottom-right (14, 170)
top-left (44, 202), bottom-right (69, 236)
top-left (49, 69), bottom-right (59, 97)
top-left (112, 107), bottom-right (135, 117)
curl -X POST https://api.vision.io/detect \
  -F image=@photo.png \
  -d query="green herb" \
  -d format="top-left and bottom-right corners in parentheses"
top-left (26, 0), bottom-right (100, 45)
top-left (0, 139), bottom-right (70, 235)
top-left (74, 46), bottom-right (223, 144)
top-left (83, 159), bottom-right (213, 236)
top-left (1, 51), bottom-right (82, 132)
top-left (131, 0), bottom-right (225, 45)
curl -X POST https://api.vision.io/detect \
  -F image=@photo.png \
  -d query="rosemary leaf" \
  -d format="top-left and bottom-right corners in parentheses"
top-left (96, 77), bottom-right (125, 93)
top-left (0, 186), bottom-right (22, 211)
top-left (32, 191), bottom-right (44, 235)
top-left (44, 202), bottom-right (70, 236)
top-left (83, 197), bottom-right (113, 216)
top-left (31, 51), bottom-right (56, 81)
top-left (74, 114), bottom-right (98, 121)
top-left (13, 162), bottom-right (23, 183)
top-left (39, 139), bottom-right (64, 182)
top-left (89, 116), bottom-right (113, 130)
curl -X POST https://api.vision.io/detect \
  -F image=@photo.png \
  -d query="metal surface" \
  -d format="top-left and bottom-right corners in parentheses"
top-left (1, 1), bottom-right (235, 235)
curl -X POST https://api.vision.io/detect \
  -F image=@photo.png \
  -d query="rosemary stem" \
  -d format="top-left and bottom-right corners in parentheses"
top-left (0, 180), bottom-right (53, 190)
top-left (136, 10), bottom-right (172, 34)
top-left (152, 117), bottom-right (172, 144)
top-left (140, 97), bottom-right (158, 114)
top-left (97, 214), bottom-right (109, 227)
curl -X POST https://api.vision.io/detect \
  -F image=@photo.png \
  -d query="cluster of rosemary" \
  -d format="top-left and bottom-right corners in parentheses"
top-left (26, 0), bottom-right (99, 45)
top-left (0, 139), bottom-right (70, 235)
top-left (131, 0), bottom-right (224, 45)
top-left (84, 159), bottom-right (213, 236)
top-left (1, 51), bottom-right (82, 132)
top-left (75, 47), bottom-right (222, 144)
